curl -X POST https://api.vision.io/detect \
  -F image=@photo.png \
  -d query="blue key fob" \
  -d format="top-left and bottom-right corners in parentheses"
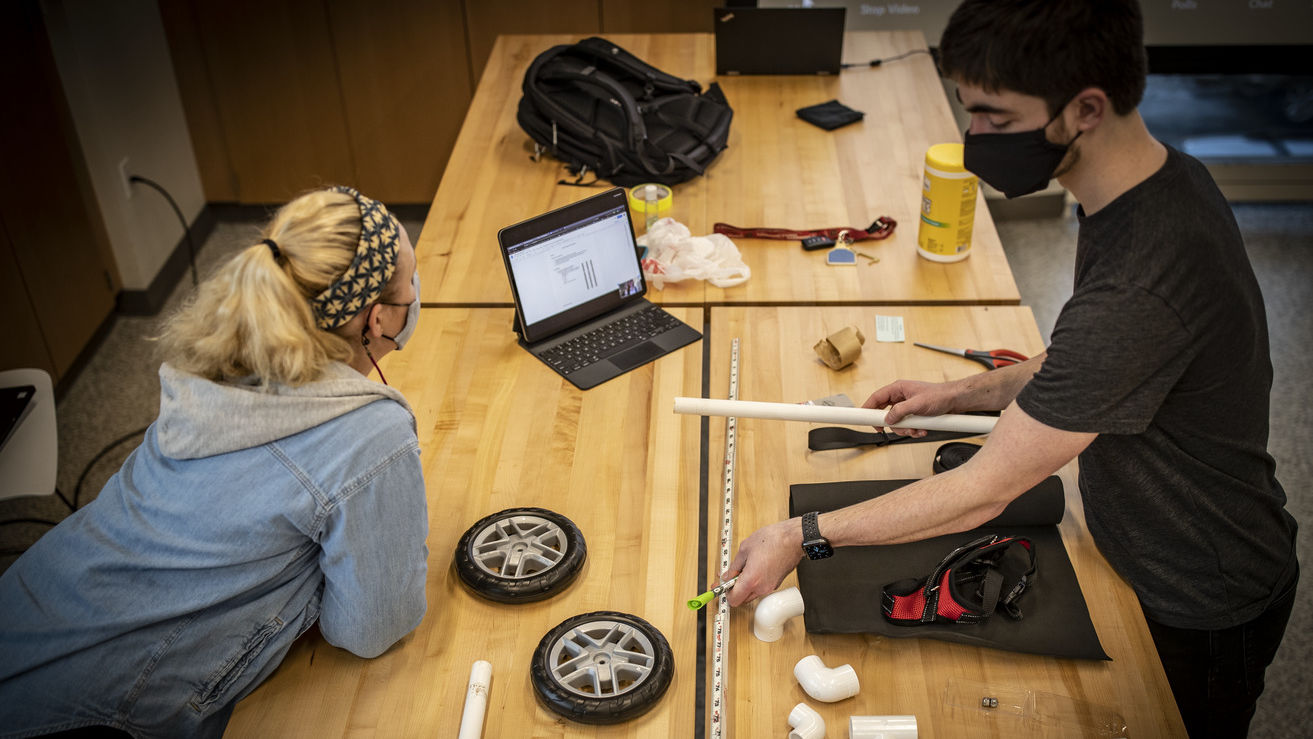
top-left (826, 246), bottom-right (857, 265)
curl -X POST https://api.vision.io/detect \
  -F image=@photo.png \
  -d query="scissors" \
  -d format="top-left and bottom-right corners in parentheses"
top-left (914, 342), bottom-right (1029, 370)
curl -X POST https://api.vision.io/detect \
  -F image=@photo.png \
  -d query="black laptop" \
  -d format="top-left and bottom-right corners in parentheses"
top-left (713, 6), bottom-right (846, 76)
top-left (498, 188), bottom-right (702, 390)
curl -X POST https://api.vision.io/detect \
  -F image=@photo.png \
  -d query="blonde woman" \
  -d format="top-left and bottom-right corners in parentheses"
top-left (0, 187), bottom-right (426, 738)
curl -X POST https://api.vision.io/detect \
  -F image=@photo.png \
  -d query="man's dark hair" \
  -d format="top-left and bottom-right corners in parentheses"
top-left (938, 0), bottom-right (1147, 116)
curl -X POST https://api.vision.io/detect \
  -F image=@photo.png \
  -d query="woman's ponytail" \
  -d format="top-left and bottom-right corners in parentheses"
top-left (159, 190), bottom-right (362, 385)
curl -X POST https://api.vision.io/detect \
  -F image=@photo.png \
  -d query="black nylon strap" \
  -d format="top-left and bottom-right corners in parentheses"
top-left (807, 427), bottom-right (982, 451)
top-left (978, 568), bottom-right (1005, 616)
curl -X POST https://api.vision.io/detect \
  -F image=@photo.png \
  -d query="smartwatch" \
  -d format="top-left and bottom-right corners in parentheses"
top-left (801, 511), bottom-right (834, 560)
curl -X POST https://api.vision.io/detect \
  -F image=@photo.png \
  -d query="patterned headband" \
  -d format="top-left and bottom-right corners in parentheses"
top-left (311, 186), bottom-right (401, 330)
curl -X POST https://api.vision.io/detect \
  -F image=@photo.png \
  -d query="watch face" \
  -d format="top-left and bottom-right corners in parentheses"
top-left (803, 540), bottom-right (834, 560)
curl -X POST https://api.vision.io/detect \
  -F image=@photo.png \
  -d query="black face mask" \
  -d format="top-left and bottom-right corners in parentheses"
top-left (963, 106), bottom-right (1080, 199)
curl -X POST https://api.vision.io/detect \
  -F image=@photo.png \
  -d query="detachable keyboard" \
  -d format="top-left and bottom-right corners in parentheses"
top-left (539, 305), bottom-right (683, 374)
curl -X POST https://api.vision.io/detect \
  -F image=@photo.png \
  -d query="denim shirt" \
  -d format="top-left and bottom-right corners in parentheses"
top-left (0, 366), bottom-right (428, 738)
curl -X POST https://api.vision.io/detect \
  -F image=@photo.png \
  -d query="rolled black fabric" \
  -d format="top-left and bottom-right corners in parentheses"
top-left (932, 441), bottom-right (982, 473)
top-left (789, 477), bottom-right (1109, 661)
top-left (796, 99), bottom-right (864, 131)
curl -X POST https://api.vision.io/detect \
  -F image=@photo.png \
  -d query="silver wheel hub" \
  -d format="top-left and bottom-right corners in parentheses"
top-left (471, 515), bottom-right (568, 579)
top-left (547, 620), bottom-right (656, 698)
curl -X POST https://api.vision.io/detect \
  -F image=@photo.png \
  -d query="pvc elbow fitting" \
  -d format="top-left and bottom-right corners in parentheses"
top-left (849, 715), bottom-right (918, 739)
top-left (793, 655), bottom-right (860, 703)
top-left (753, 586), bottom-right (805, 642)
top-left (787, 702), bottom-right (826, 739)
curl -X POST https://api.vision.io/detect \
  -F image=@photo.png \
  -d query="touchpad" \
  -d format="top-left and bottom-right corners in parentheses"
top-left (611, 341), bottom-right (663, 371)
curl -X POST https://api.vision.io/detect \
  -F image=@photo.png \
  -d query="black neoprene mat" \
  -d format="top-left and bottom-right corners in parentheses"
top-left (790, 478), bottom-right (1109, 661)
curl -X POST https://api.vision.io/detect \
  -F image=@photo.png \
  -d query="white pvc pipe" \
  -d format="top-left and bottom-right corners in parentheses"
top-left (793, 655), bottom-right (860, 703)
top-left (672, 397), bottom-right (997, 435)
top-left (787, 702), bottom-right (826, 739)
top-left (753, 586), bottom-right (805, 642)
top-left (849, 715), bottom-right (919, 739)
top-left (457, 660), bottom-right (492, 739)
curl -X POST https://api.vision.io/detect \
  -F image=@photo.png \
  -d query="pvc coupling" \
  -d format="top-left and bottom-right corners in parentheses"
top-left (753, 586), bottom-right (805, 642)
top-left (793, 655), bottom-right (860, 703)
top-left (787, 702), bottom-right (826, 739)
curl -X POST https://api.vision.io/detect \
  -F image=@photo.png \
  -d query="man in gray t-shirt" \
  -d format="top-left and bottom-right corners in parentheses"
top-left (720, 1), bottom-right (1297, 736)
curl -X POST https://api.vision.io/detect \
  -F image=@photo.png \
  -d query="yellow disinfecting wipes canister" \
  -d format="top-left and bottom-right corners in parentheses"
top-left (917, 143), bottom-right (978, 263)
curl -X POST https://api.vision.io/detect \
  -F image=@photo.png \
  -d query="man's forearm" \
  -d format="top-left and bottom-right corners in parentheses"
top-left (823, 396), bottom-right (1091, 550)
top-left (953, 352), bottom-right (1046, 412)
top-left (821, 466), bottom-right (1011, 548)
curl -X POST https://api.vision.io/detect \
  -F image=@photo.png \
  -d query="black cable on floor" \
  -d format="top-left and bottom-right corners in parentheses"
top-left (72, 425), bottom-right (150, 509)
top-left (842, 48), bottom-right (932, 69)
top-left (0, 517), bottom-right (63, 528)
top-left (53, 488), bottom-right (76, 512)
top-left (129, 175), bottom-right (199, 288)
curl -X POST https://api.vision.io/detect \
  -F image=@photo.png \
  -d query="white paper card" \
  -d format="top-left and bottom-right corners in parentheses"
top-left (875, 315), bottom-right (904, 343)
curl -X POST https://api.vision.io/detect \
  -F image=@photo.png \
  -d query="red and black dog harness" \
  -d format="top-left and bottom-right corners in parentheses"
top-left (882, 534), bottom-right (1036, 626)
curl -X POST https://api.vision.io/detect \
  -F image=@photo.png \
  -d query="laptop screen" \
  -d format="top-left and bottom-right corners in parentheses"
top-left (499, 188), bottom-right (646, 343)
top-left (714, 7), bottom-right (846, 76)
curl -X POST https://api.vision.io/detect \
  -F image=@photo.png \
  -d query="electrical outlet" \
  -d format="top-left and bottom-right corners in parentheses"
top-left (118, 157), bottom-right (133, 199)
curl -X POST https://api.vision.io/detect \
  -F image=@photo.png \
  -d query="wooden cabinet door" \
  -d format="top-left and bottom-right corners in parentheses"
top-left (327, 0), bottom-right (472, 204)
top-left (190, 0), bottom-right (355, 202)
top-left (0, 0), bottom-right (114, 380)
top-left (601, 0), bottom-right (719, 33)
top-left (463, 0), bottom-right (599, 85)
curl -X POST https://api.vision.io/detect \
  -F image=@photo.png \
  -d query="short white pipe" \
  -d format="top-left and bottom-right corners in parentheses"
top-left (672, 397), bottom-right (997, 435)
top-left (793, 655), bottom-right (860, 703)
top-left (787, 702), bottom-right (826, 739)
top-left (848, 715), bottom-right (918, 739)
top-left (753, 586), bottom-right (805, 642)
top-left (457, 660), bottom-right (492, 739)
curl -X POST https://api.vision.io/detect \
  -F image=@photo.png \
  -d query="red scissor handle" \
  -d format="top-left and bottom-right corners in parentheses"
top-left (967, 348), bottom-right (1029, 368)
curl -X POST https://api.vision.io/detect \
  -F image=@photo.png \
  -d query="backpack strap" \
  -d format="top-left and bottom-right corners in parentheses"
top-left (535, 57), bottom-right (648, 148)
top-left (569, 37), bottom-right (702, 98)
top-left (882, 534), bottom-right (1036, 626)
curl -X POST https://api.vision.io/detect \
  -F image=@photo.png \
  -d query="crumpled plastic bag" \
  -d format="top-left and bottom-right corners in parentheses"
top-left (638, 218), bottom-right (751, 290)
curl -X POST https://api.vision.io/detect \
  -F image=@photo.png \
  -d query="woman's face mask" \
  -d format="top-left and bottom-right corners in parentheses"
top-left (381, 270), bottom-right (421, 350)
top-left (963, 103), bottom-right (1081, 199)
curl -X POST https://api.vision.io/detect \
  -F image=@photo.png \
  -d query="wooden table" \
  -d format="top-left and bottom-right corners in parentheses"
top-left (226, 307), bottom-right (707, 737)
top-left (704, 306), bottom-right (1184, 738)
top-left (417, 33), bottom-right (1020, 307)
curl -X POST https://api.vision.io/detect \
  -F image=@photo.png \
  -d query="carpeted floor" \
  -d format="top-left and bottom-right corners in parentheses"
top-left (1, 200), bottom-right (1309, 736)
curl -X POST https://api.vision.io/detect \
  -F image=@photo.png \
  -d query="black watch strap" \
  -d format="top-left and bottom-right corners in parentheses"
top-left (802, 511), bottom-right (823, 541)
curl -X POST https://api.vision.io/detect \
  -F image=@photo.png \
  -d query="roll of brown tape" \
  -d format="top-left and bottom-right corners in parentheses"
top-left (814, 326), bottom-right (866, 370)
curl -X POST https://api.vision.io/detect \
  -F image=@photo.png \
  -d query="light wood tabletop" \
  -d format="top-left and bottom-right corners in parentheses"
top-left (416, 33), bottom-right (1021, 307)
top-left (226, 307), bottom-right (707, 737)
top-left (704, 306), bottom-right (1184, 738)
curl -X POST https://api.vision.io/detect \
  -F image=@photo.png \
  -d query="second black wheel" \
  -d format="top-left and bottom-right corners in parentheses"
top-left (530, 611), bottom-right (674, 724)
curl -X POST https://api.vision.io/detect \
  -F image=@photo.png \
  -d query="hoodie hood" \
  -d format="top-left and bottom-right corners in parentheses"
top-left (156, 362), bottom-right (414, 460)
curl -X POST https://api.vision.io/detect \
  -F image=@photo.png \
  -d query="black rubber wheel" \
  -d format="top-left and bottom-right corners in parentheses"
top-left (531, 611), bottom-right (674, 724)
top-left (933, 441), bottom-right (982, 474)
top-left (454, 507), bottom-right (586, 603)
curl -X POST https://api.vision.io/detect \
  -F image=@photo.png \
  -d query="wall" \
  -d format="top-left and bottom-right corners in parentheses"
top-left (40, 0), bottom-right (205, 292)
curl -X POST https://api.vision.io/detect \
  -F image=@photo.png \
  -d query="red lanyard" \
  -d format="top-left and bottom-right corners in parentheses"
top-left (712, 216), bottom-right (896, 242)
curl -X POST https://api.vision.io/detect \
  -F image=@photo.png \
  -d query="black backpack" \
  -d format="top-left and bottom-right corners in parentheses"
top-left (516, 37), bottom-right (734, 187)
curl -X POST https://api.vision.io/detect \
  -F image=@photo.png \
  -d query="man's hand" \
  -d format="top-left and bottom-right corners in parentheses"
top-left (721, 518), bottom-right (805, 607)
top-left (863, 379), bottom-right (964, 437)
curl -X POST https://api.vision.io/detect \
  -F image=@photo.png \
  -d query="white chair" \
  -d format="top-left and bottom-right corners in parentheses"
top-left (0, 368), bottom-right (57, 501)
